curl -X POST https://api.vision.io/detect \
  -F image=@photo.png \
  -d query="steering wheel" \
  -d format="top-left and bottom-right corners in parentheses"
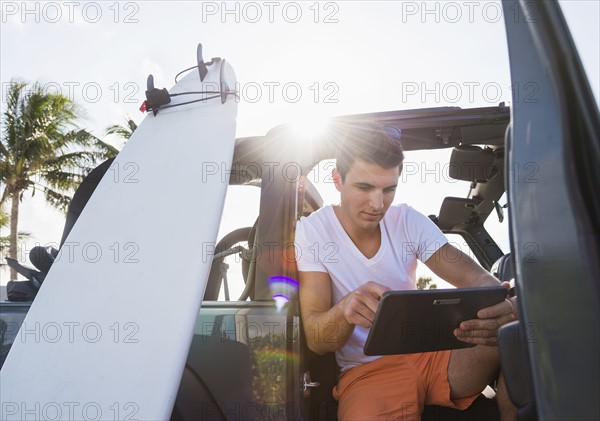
top-left (204, 224), bottom-right (257, 301)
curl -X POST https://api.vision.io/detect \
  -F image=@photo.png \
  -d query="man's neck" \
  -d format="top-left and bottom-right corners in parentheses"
top-left (332, 205), bottom-right (381, 258)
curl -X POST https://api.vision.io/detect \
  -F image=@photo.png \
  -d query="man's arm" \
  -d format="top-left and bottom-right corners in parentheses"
top-left (424, 243), bottom-right (500, 288)
top-left (298, 270), bottom-right (389, 355)
top-left (425, 243), bottom-right (517, 345)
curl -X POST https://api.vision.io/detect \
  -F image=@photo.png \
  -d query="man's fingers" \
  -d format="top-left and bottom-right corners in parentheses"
top-left (455, 315), bottom-right (516, 347)
top-left (460, 313), bottom-right (516, 331)
top-left (453, 293), bottom-right (517, 347)
top-left (355, 289), bottom-right (381, 313)
top-left (345, 303), bottom-right (375, 328)
top-left (477, 299), bottom-right (514, 319)
top-left (455, 327), bottom-right (498, 339)
top-left (454, 331), bottom-right (498, 346)
top-left (454, 326), bottom-right (500, 346)
top-left (345, 295), bottom-right (377, 327)
top-left (362, 281), bottom-right (391, 299)
top-left (348, 313), bottom-right (374, 329)
top-left (343, 281), bottom-right (391, 328)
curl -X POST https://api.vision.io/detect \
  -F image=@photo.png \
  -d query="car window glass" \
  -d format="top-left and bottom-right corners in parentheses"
top-left (214, 185), bottom-right (261, 301)
top-left (485, 191), bottom-right (509, 255)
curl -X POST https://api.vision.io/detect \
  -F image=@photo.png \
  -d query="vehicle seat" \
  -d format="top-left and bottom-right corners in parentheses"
top-left (499, 321), bottom-right (538, 421)
top-left (171, 333), bottom-right (254, 421)
top-left (306, 352), bottom-right (339, 420)
top-left (491, 253), bottom-right (515, 282)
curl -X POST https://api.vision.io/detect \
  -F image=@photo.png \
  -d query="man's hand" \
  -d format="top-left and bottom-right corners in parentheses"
top-left (454, 282), bottom-right (518, 346)
top-left (341, 281), bottom-right (390, 329)
top-left (299, 274), bottom-right (390, 354)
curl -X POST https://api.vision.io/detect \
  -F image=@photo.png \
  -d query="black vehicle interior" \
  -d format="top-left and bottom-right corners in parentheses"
top-left (171, 333), bottom-right (254, 421)
top-left (175, 105), bottom-right (516, 420)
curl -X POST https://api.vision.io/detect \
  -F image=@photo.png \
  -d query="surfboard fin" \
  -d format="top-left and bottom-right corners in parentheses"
top-left (196, 43), bottom-right (222, 83)
top-left (197, 44), bottom-right (208, 82)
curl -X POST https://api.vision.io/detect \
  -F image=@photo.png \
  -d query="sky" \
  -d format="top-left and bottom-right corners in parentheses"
top-left (1, 0), bottom-right (599, 293)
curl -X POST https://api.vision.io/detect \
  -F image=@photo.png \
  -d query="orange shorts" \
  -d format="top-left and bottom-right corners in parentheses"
top-left (333, 351), bottom-right (479, 421)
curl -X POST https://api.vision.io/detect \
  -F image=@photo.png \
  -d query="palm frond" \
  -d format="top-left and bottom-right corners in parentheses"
top-left (41, 150), bottom-right (98, 171)
top-left (41, 187), bottom-right (73, 213)
top-left (106, 117), bottom-right (138, 141)
top-left (92, 137), bottom-right (120, 160)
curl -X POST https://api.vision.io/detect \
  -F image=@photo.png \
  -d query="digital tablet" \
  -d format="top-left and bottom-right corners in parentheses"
top-left (363, 286), bottom-right (508, 356)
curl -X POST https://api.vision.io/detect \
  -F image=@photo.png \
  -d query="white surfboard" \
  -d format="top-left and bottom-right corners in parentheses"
top-left (0, 46), bottom-right (237, 421)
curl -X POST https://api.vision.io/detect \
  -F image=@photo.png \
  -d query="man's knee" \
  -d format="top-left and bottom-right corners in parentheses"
top-left (449, 346), bottom-right (500, 398)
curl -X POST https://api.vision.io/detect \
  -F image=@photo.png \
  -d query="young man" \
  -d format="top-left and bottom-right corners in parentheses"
top-left (295, 125), bottom-right (516, 420)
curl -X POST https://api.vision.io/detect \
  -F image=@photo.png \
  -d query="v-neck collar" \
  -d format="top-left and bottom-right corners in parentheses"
top-left (327, 206), bottom-right (387, 264)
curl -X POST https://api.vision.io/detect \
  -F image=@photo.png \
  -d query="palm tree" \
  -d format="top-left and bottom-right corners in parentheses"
top-left (106, 117), bottom-right (138, 143)
top-left (0, 206), bottom-right (10, 269)
top-left (0, 80), bottom-right (117, 280)
top-left (0, 204), bottom-right (30, 269)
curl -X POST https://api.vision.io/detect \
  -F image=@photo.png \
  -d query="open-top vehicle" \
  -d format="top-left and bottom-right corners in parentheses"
top-left (1, 1), bottom-right (598, 420)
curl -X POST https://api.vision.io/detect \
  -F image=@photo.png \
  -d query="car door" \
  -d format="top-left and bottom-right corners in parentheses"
top-left (501, 0), bottom-right (599, 419)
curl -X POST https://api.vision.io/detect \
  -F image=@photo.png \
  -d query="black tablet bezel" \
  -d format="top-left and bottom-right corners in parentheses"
top-left (363, 286), bottom-right (508, 356)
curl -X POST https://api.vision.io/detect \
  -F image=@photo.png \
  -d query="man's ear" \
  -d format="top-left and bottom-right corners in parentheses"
top-left (332, 168), bottom-right (343, 192)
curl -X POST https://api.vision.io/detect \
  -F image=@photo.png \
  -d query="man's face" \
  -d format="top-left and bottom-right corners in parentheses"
top-left (333, 160), bottom-right (400, 232)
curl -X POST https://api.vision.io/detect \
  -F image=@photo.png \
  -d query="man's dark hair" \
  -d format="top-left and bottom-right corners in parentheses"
top-left (336, 124), bottom-right (405, 181)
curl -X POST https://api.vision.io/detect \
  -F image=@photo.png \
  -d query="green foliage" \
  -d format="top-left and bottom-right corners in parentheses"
top-left (1, 79), bottom-right (117, 211)
top-left (417, 276), bottom-right (437, 290)
top-left (0, 206), bottom-right (9, 258)
top-left (106, 117), bottom-right (138, 143)
top-left (1, 79), bottom-right (119, 277)
top-left (0, 205), bottom-right (29, 267)
top-left (249, 333), bottom-right (287, 408)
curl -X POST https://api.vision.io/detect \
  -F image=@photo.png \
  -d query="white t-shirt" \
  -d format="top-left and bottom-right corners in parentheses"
top-left (295, 204), bottom-right (448, 371)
